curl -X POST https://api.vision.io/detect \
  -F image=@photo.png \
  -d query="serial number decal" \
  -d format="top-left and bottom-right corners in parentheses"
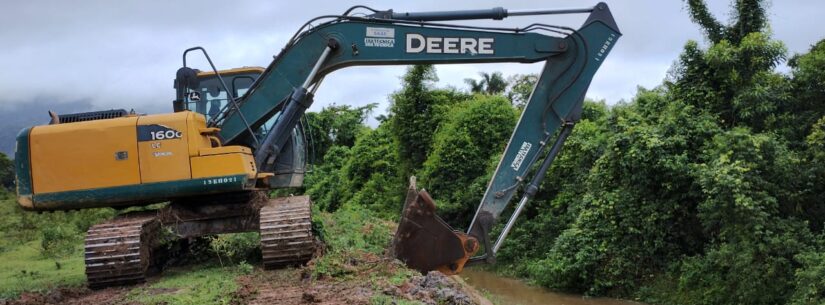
top-left (594, 33), bottom-right (617, 62)
top-left (137, 124), bottom-right (183, 142)
top-left (202, 176), bottom-right (239, 186)
top-left (366, 27), bottom-right (394, 38)
top-left (510, 141), bottom-right (532, 171)
top-left (365, 27), bottom-right (395, 48)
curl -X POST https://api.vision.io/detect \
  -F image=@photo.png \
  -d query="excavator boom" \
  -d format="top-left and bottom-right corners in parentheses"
top-left (177, 2), bottom-right (620, 274)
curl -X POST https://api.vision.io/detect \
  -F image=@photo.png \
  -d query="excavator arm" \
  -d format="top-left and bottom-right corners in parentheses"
top-left (176, 3), bottom-right (620, 274)
top-left (392, 5), bottom-right (621, 274)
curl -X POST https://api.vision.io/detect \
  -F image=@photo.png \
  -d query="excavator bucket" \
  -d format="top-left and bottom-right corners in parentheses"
top-left (392, 178), bottom-right (479, 275)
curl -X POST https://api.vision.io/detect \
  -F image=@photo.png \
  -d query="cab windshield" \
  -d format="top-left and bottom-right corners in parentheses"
top-left (187, 72), bottom-right (258, 122)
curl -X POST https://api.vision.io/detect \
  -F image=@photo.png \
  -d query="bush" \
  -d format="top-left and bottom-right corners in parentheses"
top-left (666, 219), bottom-right (812, 305)
top-left (39, 225), bottom-right (79, 258)
top-left (305, 146), bottom-right (352, 212)
top-left (209, 232), bottom-right (260, 265)
top-left (419, 94), bottom-right (517, 226)
top-left (312, 203), bottom-right (394, 279)
top-left (340, 124), bottom-right (405, 218)
top-left (790, 250), bottom-right (825, 305)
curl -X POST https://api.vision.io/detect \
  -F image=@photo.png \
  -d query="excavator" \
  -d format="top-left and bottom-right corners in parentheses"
top-left (13, 3), bottom-right (620, 288)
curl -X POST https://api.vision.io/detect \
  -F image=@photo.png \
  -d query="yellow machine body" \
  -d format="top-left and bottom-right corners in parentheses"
top-left (16, 111), bottom-right (259, 211)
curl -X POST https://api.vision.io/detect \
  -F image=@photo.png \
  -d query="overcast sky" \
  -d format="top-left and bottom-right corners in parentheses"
top-left (1, 0), bottom-right (823, 120)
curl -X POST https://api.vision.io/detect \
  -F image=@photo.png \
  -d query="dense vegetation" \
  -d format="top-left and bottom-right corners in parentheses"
top-left (297, 1), bottom-right (825, 304)
top-left (0, 0), bottom-right (822, 303)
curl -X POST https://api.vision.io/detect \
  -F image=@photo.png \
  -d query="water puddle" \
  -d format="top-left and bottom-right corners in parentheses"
top-left (461, 268), bottom-right (643, 305)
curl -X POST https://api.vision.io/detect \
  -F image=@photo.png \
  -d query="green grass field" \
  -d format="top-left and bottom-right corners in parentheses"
top-left (0, 240), bottom-right (86, 299)
top-left (125, 265), bottom-right (245, 305)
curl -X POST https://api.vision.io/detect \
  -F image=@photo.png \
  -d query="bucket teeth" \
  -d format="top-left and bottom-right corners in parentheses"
top-left (259, 196), bottom-right (317, 269)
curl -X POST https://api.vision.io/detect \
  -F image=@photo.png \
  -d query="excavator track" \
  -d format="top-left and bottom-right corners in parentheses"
top-left (84, 214), bottom-right (160, 289)
top-left (259, 196), bottom-right (316, 269)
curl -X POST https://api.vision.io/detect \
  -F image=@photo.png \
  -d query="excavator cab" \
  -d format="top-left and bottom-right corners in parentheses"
top-left (186, 67), bottom-right (261, 122)
top-left (173, 67), bottom-right (262, 124)
top-left (174, 67), bottom-right (308, 188)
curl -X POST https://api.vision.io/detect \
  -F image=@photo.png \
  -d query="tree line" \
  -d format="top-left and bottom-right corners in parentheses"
top-left (0, 1), bottom-right (822, 303)
top-left (298, 0), bottom-right (825, 304)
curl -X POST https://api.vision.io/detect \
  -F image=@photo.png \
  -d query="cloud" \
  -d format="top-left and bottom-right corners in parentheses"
top-left (1, 0), bottom-right (823, 121)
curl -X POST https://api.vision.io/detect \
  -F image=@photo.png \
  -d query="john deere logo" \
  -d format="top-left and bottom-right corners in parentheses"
top-left (405, 34), bottom-right (494, 54)
top-left (138, 125), bottom-right (183, 142)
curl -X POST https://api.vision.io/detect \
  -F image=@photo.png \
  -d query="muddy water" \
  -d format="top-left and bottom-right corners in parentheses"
top-left (461, 268), bottom-right (643, 305)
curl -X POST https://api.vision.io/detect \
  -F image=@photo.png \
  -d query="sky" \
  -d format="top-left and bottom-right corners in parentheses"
top-left (0, 0), bottom-right (823, 121)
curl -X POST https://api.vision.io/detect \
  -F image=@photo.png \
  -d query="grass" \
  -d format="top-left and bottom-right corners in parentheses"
top-left (313, 203), bottom-right (435, 305)
top-left (0, 197), bottom-right (115, 300)
top-left (0, 196), bottom-right (470, 304)
top-left (311, 203), bottom-right (402, 280)
top-left (125, 265), bottom-right (244, 305)
top-left (0, 240), bottom-right (86, 299)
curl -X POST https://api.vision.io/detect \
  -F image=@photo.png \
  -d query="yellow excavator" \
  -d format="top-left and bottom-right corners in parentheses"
top-left (14, 3), bottom-right (620, 288)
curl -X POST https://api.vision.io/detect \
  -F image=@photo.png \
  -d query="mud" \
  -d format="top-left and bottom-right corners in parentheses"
top-left (382, 271), bottom-right (479, 305)
top-left (2, 287), bottom-right (132, 305)
top-left (237, 268), bottom-right (372, 305)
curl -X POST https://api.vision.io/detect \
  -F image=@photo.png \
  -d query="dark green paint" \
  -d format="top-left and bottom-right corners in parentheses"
top-left (220, 21), bottom-right (567, 144)
top-left (30, 174), bottom-right (251, 211)
top-left (14, 127), bottom-right (32, 197)
top-left (471, 10), bottom-right (622, 232)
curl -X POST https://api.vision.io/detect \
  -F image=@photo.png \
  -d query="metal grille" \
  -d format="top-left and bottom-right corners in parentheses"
top-left (58, 109), bottom-right (128, 123)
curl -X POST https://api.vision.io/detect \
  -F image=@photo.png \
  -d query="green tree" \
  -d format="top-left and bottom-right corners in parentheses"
top-left (790, 249), bottom-right (825, 305)
top-left (505, 73), bottom-right (538, 108)
top-left (685, 0), bottom-right (767, 45)
top-left (0, 152), bottom-right (13, 191)
top-left (419, 94), bottom-right (518, 226)
top-left (305, 103), bottom-right (376, 162)
top-left (667, 128), bottom-right (812, 305)
top-left (781, 40), bottom-right (825, 144)
top-left (528, 91), bottom-right (720, 295)
top-left (464, 71), bottom-right (507, 95)
top-left (305, 146), bottom-right (351, 211)
top-left (672, 0), bottom-right (787, 131)
top-left (388, 65), bottom-right (469, 176)
top-left (341, 124), bottom-right (404, 217)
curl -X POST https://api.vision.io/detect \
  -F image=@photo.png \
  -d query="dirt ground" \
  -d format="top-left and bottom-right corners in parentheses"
top-left (2, 267), bottom-right (489, 305)
top-left (4, 287), bottom-right (132, 305)
top-left (234, 268), bottom-right (373, 305)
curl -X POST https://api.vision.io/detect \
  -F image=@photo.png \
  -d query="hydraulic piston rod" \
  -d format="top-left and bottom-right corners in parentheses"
top-left (375, 6), bottom-right (595, 22)
top-left (492, 122), bottom-right (575, 254)
top-left (254, 42), bottom-right (337, 170)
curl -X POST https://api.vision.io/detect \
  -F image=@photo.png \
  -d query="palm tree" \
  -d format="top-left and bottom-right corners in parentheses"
top-left (464, 71), bottom-right (507, 95)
